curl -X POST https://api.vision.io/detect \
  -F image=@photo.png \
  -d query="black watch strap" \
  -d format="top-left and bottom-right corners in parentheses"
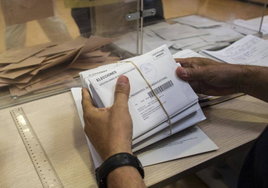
top-left (95, 153), bottom-right (144, 188)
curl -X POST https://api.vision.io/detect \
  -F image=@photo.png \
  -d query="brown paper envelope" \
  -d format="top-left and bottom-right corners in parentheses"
top-left (106, 56), bottom-right (121, 61)
top-left (0, 45), bottom-right (49, 64)
top-left (0, 0), bottom-right (54, 26)
top-left (15, 64), bottom-right (69, 89)
top-left (44, 53), bottom-right (67, 62)
top-left (36, 37), bottom-right (87, 57)
top-left (25, 72), bottom-right (73, 92)
top-left (1, 56), bottom-right (46, 71)
top-left (0, 74), bottom-right (34, 84)
top-left (81, 36), bottom-right (115, 54)
top-left (9, 86), bottom-right (29, 97)
top-left (40, 48), bottom-right (81, 70)
top-left (79, 50), bottom-right (103, 59)
top-left (0, 66), bottom-right (37, 79)
top-left (0, 83), bottom-right (9, 88)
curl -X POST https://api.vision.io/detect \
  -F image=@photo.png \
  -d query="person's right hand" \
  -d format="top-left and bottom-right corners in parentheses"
top-left (175, 57), bottom-right (245, 96)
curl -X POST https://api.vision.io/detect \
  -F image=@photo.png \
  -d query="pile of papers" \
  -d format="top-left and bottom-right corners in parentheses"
top-left (114, 15), bottom-right (246, 54)
top-left (72, 46), bottom-right (218, 168)
top-left (0, 36), bottom-right (119, 96)
top-left (80, 45), bottom-right (206, 151)
top-left (202, 35), bottom-right (268, 66)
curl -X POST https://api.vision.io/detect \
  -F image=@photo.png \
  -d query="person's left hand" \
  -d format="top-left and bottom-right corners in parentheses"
top-left (82, 76), bottom-right (133, 161)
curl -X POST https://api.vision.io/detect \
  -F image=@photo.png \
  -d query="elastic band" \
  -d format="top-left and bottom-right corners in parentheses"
top-left (122, 61), bottom-right (172, 135)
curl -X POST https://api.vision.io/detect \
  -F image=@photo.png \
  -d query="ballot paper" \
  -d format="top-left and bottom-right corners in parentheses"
top-left (71, 88), bottom-right (218, 168)
top-left (172, 15), bottom-right (223, 28)
top-left (154, 24), bottom-right (209, 41)
top-left (203, 35), bottom-right (268, 66)
top-left (173, 49), bottom-right (205, 58)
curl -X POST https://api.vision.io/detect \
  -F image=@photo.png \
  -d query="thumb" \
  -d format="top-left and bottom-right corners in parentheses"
top-left (176, 66), bottom-right (207, 81)
top-left (114, 75), bottom-right (130, 108)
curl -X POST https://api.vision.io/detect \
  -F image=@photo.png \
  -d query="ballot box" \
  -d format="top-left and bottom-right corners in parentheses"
top-left (0, 0), bottom-right (267, 109)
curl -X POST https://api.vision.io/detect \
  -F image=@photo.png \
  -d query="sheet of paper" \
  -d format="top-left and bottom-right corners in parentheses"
top-left (154, 24), bottom-right (209, 41)
top-left (172, 15), bottom-right (223, 28)
top-left (71, 88), bottom-right (217, 168)
top-left (199, 26), bottom-right (244, 42)
top-left (203, 35), bottom-right (268, 66)
top-left (0, 0), bottom-right (54, 26)
top-left (172, 37), bottom-right (204, 49)
top-left (135, 126), bottom-right (218, 166)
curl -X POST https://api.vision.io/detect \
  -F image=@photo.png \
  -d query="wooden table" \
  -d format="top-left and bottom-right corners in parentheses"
top-left (0, 92), bottom-right (268, 188)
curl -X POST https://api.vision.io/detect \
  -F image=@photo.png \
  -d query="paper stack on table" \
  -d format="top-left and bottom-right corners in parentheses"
top-left (0, 36), bottom-right (118, 97)
top-left (80, 45), bottom-right (206, 151)
top-left (72, 46), bottom-right (218, 168)
top-left (202, 35), bottom-right (268, 66)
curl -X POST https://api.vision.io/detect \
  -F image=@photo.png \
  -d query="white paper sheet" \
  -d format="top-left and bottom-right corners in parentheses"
top-left (203, 35), bottom-right (268, 66)
top-left (71, 88), bottom-right (218, 168)
top-left (172, 15), bottom-right (223, 28)
top-left (199, 26), bottom-right (244, 42)
top-left (154, 24), bottom-right (209, 41)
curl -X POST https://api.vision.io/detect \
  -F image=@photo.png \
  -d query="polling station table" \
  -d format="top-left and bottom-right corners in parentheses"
top-left (0, 92), bottom-right (268, 188)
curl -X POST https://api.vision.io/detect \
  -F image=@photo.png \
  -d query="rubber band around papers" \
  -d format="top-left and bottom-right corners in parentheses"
top-left (121, 61), bottom-right (173, 136)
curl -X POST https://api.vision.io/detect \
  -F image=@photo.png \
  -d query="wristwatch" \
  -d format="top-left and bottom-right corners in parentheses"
top-left (95, 152), bottom-right (145, 188)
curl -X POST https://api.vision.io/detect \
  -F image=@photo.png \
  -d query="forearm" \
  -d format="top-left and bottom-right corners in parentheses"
top-left (239, 65), bottom-right (268, 102)
top-left (107, 166), bottom-right (146, 188)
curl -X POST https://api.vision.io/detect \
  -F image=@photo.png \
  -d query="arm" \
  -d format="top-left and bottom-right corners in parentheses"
top-left (175, 57), bottom-right (268, 103)
top-left (82, 76), bottom-right (146, 188)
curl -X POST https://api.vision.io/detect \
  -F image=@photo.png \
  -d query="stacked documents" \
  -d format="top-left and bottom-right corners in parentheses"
top-left (80, 45), bottom-right (206, 151)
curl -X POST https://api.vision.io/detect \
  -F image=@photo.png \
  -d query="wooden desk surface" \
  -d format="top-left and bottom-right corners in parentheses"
top-left (0, 92), bottom-right (268, 188)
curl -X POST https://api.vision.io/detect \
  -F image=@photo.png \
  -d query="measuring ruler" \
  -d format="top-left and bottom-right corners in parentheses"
top-left (10, 107), bottom-right (63, 188)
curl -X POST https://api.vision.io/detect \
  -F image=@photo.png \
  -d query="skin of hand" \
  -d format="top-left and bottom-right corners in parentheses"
top-left (175, 57), bottom-right (268, 102)
top-left (82, 75), bottom-right (147, 188)
top-left (82, 75), bottom-right (133, 161)
top-left (175, 57), bottom-right (245, 96)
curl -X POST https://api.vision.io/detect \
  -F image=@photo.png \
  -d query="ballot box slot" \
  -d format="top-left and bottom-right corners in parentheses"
top-left (10, 107), bottom-right (63, 188)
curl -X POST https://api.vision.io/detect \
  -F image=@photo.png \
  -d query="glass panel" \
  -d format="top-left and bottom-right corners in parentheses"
top-left (0, 0), bottom-right (138, 109)
top-left (140, 0), bottom-right (268, 54)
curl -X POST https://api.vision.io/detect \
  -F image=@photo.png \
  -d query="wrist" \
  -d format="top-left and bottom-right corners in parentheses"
top-left (103, 148), bottom-right (133, 161)
top-left (237, 65), bottom-right (260, 94)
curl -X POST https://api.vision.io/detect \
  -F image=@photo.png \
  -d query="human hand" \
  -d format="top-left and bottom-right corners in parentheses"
top-left (82, 76), bottom-right (133, 161)
top-left (175, 57), bottom-right (244, 96)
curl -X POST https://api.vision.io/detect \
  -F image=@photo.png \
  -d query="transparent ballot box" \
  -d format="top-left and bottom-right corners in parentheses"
top-left (0, 0), bottom-right (267, 109)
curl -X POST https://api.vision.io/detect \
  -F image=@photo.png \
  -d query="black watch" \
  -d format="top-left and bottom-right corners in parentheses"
top-left (95, 152), bottom-right (144, 188)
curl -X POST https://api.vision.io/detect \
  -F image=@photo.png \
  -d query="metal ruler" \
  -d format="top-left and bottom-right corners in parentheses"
top-left (10, 107), bottom-right (63, 188)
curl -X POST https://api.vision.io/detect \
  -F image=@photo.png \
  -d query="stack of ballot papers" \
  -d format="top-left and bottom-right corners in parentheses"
top-left (80, 45), bottom-right (206, 150)
top-left (0, 36), bottom-right (118, 96)
top-left (72, 46), bottom-right (218, 167)
top-left (202, 35), bottom-right (268, 66)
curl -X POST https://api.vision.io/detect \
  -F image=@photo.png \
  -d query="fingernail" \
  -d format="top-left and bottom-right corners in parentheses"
top-left (180, 68), bottom-right (188, 77)
top-left (118, 76), bottom-right (128, 85)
